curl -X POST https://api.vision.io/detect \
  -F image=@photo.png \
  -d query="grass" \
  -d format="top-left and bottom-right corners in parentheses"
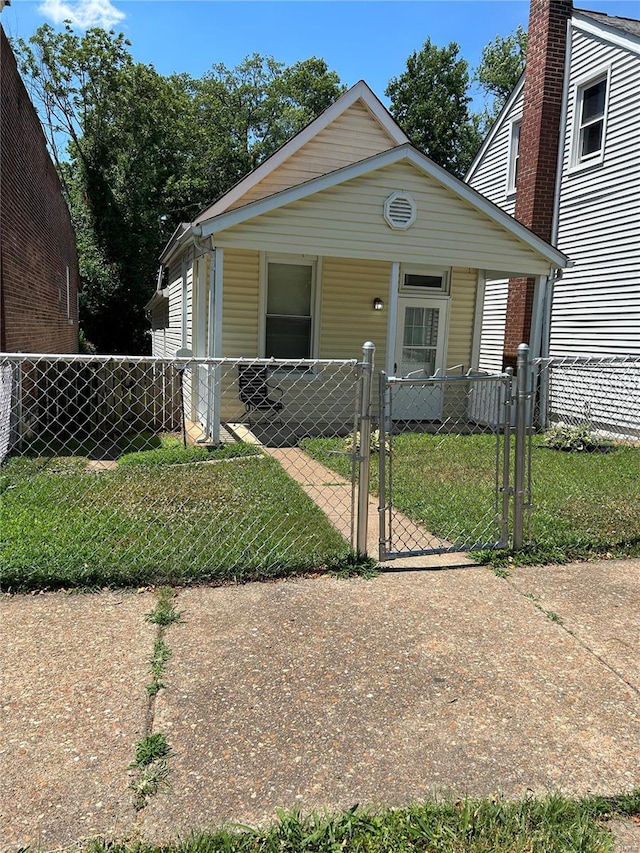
top-left (73, 790), bottom-right (640, 852)
top-left (1, 439), bottom-right (350, 592)
top-left (300, 432), bottom-right (640, 565)
top-left (129, 733), bottom-right (173, 812)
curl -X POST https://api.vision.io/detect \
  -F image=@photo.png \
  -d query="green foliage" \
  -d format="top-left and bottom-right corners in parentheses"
top-left (475, 25), bottom-right (528, 127)
top-left (343, 429), bottom-right (388, 455)
top-left (540, 423), bottom-right (612, 453)
top-left (130, 732), bottom-right (172, 768)
top-left (129, 733), bottom-right (172, 811)
top-left (118, 438), bottom-right (260, 468)
top-left (14, 28), bottom-right (344, 354)
top-left (146, 637), bottom-right (171, 696)
top-left (146, 587), bottom-right (181, 626)
top-left (327, 551), bottom-right (380, 579)
top-left (1, 455), bottom-right (349, 592)
top-left (82, 789), bottom-right (640, 851)
top-left (302, 433), bottom-right (640, 567)
top-left (386, 37), bottom-right (483, 177)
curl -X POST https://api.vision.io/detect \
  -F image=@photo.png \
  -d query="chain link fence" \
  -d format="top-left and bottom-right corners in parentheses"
top-left (3, 349), bottom-right (638, 590)
top-left (526, 355), bottom-right (640, 552)
top-left (378, 371), bottom-right (513, 558)
top-left (0, 354), bottom-right (362, 592)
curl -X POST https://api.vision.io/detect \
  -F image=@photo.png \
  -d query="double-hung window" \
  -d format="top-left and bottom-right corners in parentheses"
top-left (573, 72), bottom-right (609, 167)
top-left (265, 260), bottom-right (314, 360)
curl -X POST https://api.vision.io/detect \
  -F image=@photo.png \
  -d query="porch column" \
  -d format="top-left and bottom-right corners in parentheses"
top-left (386, 261), bottom-right (400, 376)
top-left (204, 248), bottom-right (222, 443)
top-left (470, 270), bottom-right (487, 370)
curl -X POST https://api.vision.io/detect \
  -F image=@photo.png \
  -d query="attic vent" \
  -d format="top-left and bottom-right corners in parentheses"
top-left (384, 192), bottom-right (416, 230)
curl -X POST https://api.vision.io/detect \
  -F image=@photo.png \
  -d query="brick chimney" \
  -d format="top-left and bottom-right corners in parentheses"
top-left (503, 0), bottom-right (572, 370)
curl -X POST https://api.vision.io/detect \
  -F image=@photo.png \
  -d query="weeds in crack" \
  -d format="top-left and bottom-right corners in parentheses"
top-left (130, 588), bottom-right (181, 811)
top-left (525, 592), bottom-right (563, 625)
top-left (129, 733), bottom-right (173, 811)
top-left (147, 637), bottom-right (171, 696)
top-left (145, 586), bottom-right (181, 626)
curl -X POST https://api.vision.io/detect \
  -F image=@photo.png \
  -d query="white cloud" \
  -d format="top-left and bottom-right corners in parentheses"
top-left (38, 0), bottom-right (126, 30)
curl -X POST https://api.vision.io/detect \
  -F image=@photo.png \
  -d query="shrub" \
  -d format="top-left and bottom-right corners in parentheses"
top-left (540, 423), bottom-right (611, 453)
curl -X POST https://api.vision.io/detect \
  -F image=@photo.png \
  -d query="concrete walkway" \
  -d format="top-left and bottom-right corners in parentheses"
top-left (1, 559), bottom-right (639, 850)
top-left (230, 424), bottom-right (469, 569)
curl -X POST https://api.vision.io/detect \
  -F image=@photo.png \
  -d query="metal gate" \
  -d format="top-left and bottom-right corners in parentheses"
top-left (377, 370), bottom-right (513, 559)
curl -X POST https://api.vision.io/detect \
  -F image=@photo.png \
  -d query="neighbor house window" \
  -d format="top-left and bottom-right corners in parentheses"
top-left (507, 120), bottom-right (521, 194)
top-left (573, 73), bottom-right (608, 166)
top-left (265, 261), bottom-right (314, 360)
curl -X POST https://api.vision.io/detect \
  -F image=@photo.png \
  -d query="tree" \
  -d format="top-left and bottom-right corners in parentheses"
top-left (15, 25), bottom-right (192, 352)
top-left (475, 25), bottom-right (528, 125)
top-left (15, 27), bottom-right (344, 353)
top-left (386, 38), bottom-right (482, 178)
top-left (190, 55), bottom-right (344, 191)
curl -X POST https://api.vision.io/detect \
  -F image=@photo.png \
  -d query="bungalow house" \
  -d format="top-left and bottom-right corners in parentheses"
top-left (466, 0), bottom-right (640, 372)
top-left (148, 81), bottom-right (568, 441)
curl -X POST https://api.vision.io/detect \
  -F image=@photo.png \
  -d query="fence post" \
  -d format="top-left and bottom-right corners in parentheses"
top-left (378, 371), bottom-right (388, 562)
top-left (356, 341), bottom-right (375, 556)
top-left (513, 343), bottom-right (530, 549)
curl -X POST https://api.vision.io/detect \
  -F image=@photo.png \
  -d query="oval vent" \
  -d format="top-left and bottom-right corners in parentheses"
top-left (384, 191), bottom-right (416, 230)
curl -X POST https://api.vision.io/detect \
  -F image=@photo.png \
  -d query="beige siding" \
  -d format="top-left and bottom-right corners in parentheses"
top-left (319, 257), bottom-right (390, 367)
top-left (229, 102), bottom-right (398, 211)
top-left (221, 248), bottom-right (260, 357)
top-left (216, 161), bottom-right (553, 276)
top-left (218, 249), bottom-right (261, 422)
top-left (446, 267), bottom-right (477, 371)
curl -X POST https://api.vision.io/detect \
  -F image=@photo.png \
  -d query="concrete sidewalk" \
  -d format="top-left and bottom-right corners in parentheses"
top-left (1, 559), bottom-right (639, 851)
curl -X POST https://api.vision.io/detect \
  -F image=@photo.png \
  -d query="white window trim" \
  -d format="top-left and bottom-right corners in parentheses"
top-left (506, 118), bottom-right (522, 197)
top-left (569, 65), bottom-right (611, 172)
top-left (259, 253), bottom-right (321, 366)
top-left (399, 264), bottom-right (451, 296)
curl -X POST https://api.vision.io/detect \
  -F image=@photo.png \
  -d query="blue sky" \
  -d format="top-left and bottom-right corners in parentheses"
top-left (3, 0), bottom-right (639, 104)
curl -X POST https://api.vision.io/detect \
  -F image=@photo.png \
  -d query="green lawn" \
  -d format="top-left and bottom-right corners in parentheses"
top-left (1, 439), bottom-right (349, 592)
top-left (300, 433), bottom-right (640, 565)
top-left (82, 790), bottom-right (639, 853)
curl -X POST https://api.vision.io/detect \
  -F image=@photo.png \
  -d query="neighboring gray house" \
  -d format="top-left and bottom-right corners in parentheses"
top-left (466, 1), bottom-right (640, 371)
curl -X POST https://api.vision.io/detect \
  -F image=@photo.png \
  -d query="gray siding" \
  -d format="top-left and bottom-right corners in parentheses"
top-left (466, 89), bottom-right (523, 218)
top-left (466, 93), bottom-right (523, 369)
top-left (468, 20), bottom-right (640, 370)
top-left (477, 279), bottom-right (509, 372)
top-left (551, 26), bottom-right (640, 358)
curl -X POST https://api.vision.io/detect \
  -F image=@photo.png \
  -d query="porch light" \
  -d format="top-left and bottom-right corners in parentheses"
top-left (373, 298), bottom-right (384, 311)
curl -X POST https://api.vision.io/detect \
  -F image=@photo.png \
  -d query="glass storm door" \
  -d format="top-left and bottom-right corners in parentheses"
top-left (393, 297), bottom-right (448, 420)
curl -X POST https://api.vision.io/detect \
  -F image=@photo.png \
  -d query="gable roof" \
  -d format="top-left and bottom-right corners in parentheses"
top-left (183, 143), bottom-right (568, 271)
top-left (576, 8), bottom-right (640, 42)
top-left (193, 80), bottom-right (409, 223)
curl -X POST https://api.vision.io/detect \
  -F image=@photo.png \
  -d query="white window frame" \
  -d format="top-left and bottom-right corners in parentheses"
top-left (506, 118), bottom-right (522, 196)
top-left (399, 264), bottom-right (450, 296)
top-left (570, 67), bottom-right (611, 171)
top-left (259, 253), bottom-right (321, 365)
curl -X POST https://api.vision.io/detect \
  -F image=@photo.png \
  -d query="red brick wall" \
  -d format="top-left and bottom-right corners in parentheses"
top-left (504, 0), bottom-right (572, 370)
top-left (0, 26), bottom-right (79, 353)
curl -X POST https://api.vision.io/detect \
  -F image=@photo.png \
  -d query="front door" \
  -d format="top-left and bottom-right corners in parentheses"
top-left (392, 297), bottom-right (448, 420)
